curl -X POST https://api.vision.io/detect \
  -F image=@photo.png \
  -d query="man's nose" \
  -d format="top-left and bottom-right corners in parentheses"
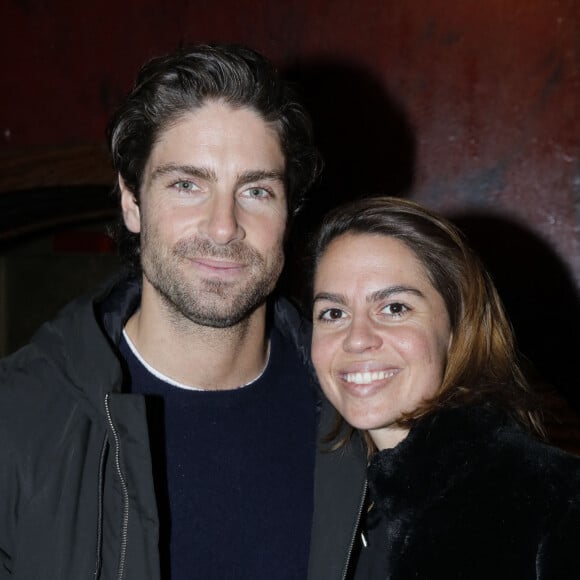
top-left (342, 316), bottom-right (383, 353)
top-left (201, 196), bottom-right (245, 245)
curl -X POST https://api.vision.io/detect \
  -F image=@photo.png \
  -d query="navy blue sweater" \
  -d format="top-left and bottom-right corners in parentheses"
top-left (120, 325), bottom-right (317, 580)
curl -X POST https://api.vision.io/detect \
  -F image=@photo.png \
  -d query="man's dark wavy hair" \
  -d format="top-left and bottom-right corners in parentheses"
top-left (107, 43), bottom-right (322, 272)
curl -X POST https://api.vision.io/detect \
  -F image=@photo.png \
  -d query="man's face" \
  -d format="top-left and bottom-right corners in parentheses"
top-left (121, 101), bottom-right (287, 328)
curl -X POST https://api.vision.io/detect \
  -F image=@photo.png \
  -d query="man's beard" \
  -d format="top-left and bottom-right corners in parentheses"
top-left (140, 232), bottom-right (284, 328)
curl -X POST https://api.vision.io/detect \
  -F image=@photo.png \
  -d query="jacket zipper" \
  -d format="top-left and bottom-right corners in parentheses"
top-left (105, 394), bottom-right (130, 580)
top-left (341, 480), bottom-right (368, 580)
top-left (94, 435), bottom-right (109, 578)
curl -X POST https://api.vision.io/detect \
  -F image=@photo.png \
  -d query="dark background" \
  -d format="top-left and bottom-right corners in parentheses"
top-left (1, 0), bottom-right (578, 447)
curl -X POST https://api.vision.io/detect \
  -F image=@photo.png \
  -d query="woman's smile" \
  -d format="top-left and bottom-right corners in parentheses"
top-left (312, 233), bottom-right (452, 449)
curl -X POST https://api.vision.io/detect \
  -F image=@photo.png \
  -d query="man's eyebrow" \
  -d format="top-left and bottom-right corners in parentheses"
top-left (150, 164), bottom-right (217, 182)
top-left (149, 165), bottom-right (284, 186)
top-left (236, 170), bottom-right (285, 186)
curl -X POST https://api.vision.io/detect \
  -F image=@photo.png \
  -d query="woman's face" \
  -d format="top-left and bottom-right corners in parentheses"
top-left (312, 233), bottom-right (452, 449)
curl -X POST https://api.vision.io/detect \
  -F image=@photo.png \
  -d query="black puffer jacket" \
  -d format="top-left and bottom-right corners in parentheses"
top-left (353, 405), bottom-right (580, 579)
top-left (0, 275), bottom-right (367, 580)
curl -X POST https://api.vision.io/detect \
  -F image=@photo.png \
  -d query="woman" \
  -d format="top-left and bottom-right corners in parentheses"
top-left (310, 196), bottom-right (580, 579)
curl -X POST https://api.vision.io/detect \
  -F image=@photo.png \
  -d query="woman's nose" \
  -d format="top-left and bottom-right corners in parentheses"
top-left (342, 316), bottom-right (383, 353)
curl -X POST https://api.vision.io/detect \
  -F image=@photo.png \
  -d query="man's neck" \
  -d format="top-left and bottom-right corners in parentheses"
top-left (124, 286), bottom-right (270, 391)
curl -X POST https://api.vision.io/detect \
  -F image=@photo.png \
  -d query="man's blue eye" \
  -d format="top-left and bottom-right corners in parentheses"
top-left (243, 187), bottom-right (271, 199)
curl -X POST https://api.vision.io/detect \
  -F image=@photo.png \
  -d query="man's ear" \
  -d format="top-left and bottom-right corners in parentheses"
top-left (119, 176), bottom-right (141, 234)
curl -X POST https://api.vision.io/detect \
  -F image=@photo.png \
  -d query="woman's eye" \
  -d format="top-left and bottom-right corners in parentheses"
top-left (318, 308), bottom-right (346, 321)
top-left (381, 303), bottom-right (409, 317)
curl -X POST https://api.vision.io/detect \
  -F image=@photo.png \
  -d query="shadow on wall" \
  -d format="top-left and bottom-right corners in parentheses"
top-left (452, 214), bottom-right (580, 414)
top-left (279, 57), bottom-right (579, 425)
top-left (282, 58), bottom-right (416, 305)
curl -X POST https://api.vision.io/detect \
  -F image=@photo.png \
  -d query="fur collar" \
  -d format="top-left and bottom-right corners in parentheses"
top-left (368, 405), bottom-right (540, 522)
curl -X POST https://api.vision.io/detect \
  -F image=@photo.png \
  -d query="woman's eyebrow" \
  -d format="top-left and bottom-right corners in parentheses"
top-left (368, 286), bottom-right (425, 303)
top-left (313, 291), bottom-right (347, 305)
top-left (236, 170), bottom-right (285, 187)
top-left (313, 286), bottom-right (425, 306)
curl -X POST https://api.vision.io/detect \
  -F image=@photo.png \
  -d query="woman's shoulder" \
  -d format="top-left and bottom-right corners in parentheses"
top-left (426, 403), bottom-right (580, 470)
top-left (370, 403), bottom-right (580, 505)
top-left (367, 403), bottom-right (580, 561)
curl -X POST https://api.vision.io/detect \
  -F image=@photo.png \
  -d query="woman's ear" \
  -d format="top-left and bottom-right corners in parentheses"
top-left (447, 331), bottom-right (454, 353)
top-left (119, 176), bottom-right (141, 234)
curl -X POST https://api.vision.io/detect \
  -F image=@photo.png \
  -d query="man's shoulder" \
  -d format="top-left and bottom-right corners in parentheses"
top-left (4, 271), bottom-right (137, 358)
top-left (0, 272), bottom-right (137, 416)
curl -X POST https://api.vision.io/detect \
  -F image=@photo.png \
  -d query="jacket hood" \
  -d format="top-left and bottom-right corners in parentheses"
top-left (25, 272), bottom-right (140, 413)
top-left (25, 275), bottom-right (316, 414)
top-left (273, 295), bottom-right (316, 375)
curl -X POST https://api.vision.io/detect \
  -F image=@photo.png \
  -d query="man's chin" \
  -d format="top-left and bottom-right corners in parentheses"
top-left (184, 301), bottom-right (264, 329)
top-left (145, 267), bottom-right (275, 328)
top-left (168, 287), bottom-right (268, 328)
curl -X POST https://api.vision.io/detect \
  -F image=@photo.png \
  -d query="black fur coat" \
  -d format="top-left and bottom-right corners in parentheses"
top-left (353, 405), bottom-right (580, 579)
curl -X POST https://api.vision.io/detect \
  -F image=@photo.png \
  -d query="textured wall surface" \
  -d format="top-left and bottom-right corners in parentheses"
top-left (2, 0), bottom-right (579, 404)
top-left (2, 1), bottom-right (577, 274)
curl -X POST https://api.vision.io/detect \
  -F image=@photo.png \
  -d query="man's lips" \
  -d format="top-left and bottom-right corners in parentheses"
top-left (189, 257), bottom-right (246, 272)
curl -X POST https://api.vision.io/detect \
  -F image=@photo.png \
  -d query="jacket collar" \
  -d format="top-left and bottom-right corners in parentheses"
top-left (308, 400), bottom-right (368, 580)
top-left (367, 405), bottom-right (518, 515)
top-left (30, 274), bottom-right (318, 416)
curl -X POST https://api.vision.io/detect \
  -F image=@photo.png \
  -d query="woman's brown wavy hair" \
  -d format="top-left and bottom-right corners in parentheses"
top-left (310, 196), bottom-right (544, 452)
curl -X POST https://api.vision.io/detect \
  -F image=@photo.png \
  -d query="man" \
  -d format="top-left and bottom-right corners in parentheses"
top-left (0, 45), bottom-right (366, 579)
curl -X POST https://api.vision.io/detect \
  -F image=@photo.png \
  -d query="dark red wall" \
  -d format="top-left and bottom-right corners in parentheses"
top-left (2, 0), bottom-right (577, 276)
top-left (2, 0), bottom-right (579, 399)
